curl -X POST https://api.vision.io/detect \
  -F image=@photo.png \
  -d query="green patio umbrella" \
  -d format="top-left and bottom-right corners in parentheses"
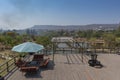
top-left (12, 42), bottom-right (44, 53)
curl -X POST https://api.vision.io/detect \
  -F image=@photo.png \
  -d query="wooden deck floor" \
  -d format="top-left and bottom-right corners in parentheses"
top-left (6, 54), bottom-right (120, 80)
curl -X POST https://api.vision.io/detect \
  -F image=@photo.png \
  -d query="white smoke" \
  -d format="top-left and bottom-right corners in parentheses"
top-left (0, 0), bottom-right (35, 30)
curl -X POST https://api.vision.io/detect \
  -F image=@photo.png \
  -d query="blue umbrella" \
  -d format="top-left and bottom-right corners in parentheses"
top-left (12, 42), bottom-right (44, 53)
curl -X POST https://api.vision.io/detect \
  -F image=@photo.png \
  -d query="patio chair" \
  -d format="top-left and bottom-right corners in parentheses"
top-left (15, 58), bottom-right (26, 67)
top-left (32, 54), bottom-right (44, 61)
top-left (40, 58), bottom-right (50, 68)
top-left (88, 54), bottom-right (102, 67)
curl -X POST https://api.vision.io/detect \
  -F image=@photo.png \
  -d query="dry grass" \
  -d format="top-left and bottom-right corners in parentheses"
top-left (0, 50), bottom-right (19, 64)
top-left (0, 58), bottom-right (6, 64)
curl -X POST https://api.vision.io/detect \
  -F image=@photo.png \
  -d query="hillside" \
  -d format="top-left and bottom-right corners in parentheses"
top-left (30, 24), bottom-right (120, 31)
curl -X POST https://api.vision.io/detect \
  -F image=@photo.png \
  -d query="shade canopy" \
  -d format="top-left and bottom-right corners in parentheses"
top-left (12, 42), bottom-right (44, 53)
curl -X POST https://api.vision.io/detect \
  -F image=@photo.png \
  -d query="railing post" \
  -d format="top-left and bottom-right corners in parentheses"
top-left (63, 48), bottom-right (64, 54)
top-left (53, 43), bottom-right (55, 62)
top-left (82, 48), bottom-right (83, 63)
top-left (81, 42), bottom-right (84, 63)
top-left (6, 62), bottom-right (9, 72)
top-left (14, 57), bottom-right (16, 63)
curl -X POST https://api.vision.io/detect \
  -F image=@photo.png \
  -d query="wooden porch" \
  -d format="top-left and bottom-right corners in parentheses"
top-left (6, 54), bottom-right (120, 80)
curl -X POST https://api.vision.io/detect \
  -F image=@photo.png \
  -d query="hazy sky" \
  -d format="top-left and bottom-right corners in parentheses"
top-left (0, 0), bottom-right (120, 29)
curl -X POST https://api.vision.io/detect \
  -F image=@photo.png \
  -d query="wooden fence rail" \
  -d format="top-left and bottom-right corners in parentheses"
top-left (0, 57), bottom-right (16, 78)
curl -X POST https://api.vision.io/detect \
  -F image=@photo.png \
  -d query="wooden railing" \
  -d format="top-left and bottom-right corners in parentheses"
top-left (0, 57), bottom-right (16, 78)
top-left (0, 54), bottom-right (31, 80)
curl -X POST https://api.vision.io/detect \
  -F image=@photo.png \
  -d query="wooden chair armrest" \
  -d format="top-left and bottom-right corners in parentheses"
top-left (40, 58), bottom-right (50, 67)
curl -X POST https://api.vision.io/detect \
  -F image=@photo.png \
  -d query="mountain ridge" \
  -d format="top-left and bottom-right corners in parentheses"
top-left (30, 24), bottom-right (120, 31)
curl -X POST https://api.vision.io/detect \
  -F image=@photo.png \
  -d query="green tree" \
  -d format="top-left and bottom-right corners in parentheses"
top-left (36, 36), bottom-right (51, 47)
top-left (103, 33), bottom-right (116, 53)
